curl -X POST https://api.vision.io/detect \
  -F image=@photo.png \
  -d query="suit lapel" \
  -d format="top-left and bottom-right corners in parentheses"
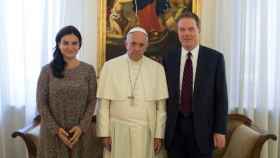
top-left (174, 46), bottom-right (181, 98)
top-left (168, 45), bottom-right (181, 100)
top-left (193, 45), bottom-right (206, 99)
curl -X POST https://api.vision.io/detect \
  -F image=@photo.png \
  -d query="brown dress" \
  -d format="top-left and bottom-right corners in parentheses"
top-left (36, 62), bottom-right (100, 158)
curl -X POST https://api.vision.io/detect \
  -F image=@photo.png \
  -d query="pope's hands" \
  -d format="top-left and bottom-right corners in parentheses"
top-left (100, 137), bottom-right (163, 153)
top-left (154, 138), bottom-right (162, 154)
top-left (101, 137), bottom-right (112, 152)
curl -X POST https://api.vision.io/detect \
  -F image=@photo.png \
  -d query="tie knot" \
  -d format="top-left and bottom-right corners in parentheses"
top-left (187, 52), bottom-right (192, 58)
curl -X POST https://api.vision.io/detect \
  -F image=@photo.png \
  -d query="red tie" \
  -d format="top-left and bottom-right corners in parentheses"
top-left (181, 52), bottom-right (193, 113)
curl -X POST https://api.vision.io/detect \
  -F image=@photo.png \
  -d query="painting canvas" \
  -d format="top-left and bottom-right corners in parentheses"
top-left (97, 0), bottom-right (201, 72)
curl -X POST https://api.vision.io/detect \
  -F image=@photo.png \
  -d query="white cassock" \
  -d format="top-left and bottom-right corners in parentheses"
top-left (97, 54), bottom-right (169, 158)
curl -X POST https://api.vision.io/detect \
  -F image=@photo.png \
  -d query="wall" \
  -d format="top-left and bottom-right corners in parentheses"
top-left (79, 0), bottom-right (98, 67)
top-left (200, 0), bottom-right (216, 48)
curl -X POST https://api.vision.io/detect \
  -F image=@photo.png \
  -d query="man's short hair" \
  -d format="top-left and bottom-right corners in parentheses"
top-left (177, 11), bottom-right (201, 29)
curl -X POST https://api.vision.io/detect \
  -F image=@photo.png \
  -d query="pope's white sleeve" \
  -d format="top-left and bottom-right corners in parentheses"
top-left (96, 98), bottom-right (110, 137)
top-left (155, 99), bottom-right (167, 139)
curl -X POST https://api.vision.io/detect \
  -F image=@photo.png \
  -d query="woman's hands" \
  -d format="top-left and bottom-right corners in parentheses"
top-left (57, 126), bottom-right (82, 149)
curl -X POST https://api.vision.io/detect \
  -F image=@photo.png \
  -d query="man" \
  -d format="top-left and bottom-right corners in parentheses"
top-left (96, 26), bottom-right (169, 158)
top-left (163, 12), bottom-right (228, 158)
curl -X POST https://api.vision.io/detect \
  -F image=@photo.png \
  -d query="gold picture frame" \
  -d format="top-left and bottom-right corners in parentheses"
top-left (97, 0), bottom-right (202, 73)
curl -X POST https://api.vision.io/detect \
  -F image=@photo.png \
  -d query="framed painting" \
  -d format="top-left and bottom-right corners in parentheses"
top-left (97, 0), bottom-right (202, 72)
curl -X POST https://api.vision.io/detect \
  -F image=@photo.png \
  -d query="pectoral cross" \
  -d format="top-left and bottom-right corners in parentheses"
top-left (127, 58), bottom-right (143, 106)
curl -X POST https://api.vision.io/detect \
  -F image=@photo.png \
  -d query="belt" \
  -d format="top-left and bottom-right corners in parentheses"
top-left (178, 111), bottom-right (193, 118)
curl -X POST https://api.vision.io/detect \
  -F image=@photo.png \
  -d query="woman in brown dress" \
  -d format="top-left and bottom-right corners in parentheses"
top-left (36, 25), bottom-right (98, 158)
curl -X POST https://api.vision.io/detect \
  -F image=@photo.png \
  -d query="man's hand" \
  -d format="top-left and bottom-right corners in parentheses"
top-left (154, 138), bottom-right (162, 154)
top-left (57, 128), bottom-right (72, 149)
top-left (101, 137), bottom-right (112, 152)
top-left (69, 126), bottom-right (82, 146)
top-left (213, 133), bottom-right (226, 149)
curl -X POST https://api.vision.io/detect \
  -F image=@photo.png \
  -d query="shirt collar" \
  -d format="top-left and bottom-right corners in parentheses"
top-left (181, 44), bottom-right (199, 58)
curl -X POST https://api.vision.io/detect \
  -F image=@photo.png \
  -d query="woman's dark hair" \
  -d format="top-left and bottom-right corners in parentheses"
top-left (50, 25), bottom-right (82, 78)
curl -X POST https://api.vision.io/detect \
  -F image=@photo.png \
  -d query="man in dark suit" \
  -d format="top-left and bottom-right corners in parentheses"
top-left (163, 12), bottom-right (228, 158)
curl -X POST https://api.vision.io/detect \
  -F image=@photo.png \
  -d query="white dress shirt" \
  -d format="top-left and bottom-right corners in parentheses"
top-left (180, 44), bottom-right (200, 94)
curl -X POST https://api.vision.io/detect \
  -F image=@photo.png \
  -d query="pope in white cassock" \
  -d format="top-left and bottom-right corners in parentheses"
top-left (96, 26), bottom-right (169, 158)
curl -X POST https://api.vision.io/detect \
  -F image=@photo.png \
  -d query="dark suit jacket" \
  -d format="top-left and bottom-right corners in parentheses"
top-left (163, 44), bottom-right (228, 154)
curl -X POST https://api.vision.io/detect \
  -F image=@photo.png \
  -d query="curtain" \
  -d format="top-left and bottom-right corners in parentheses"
top-left (0, 0), bottom-right (97, 157)
top-left (211, 0), bottom-right (280, 157)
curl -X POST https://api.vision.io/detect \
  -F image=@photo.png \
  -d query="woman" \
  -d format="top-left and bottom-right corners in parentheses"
top-left (37, 25), bottom-right (98, 158)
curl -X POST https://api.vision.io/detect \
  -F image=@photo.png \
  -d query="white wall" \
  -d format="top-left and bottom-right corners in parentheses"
top-left (200, 0), bottom-right (217, 48)
top-left (79, 0), bottom-right (98, 67)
